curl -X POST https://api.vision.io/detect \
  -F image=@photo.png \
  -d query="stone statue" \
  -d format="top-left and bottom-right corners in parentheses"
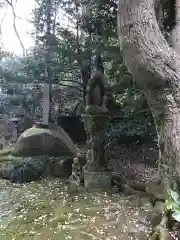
top-left (85, 71), bottom-right (108, 115)
top-left (81, 71), bottom-right (111, 191)
top-left (69, 157), bottom-right (82, 187)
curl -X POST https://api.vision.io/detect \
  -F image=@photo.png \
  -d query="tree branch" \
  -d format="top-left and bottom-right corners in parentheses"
top-left (5, 0), bottom-right (26, 56)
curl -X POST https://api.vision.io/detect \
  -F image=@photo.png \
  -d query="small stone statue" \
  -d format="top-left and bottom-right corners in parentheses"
top-left (85, 71), bottom-right (108, 115)
top-left (69, 157), bottom-right (82, 187)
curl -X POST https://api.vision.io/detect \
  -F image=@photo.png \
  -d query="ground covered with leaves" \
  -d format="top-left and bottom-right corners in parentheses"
top-left (0, 178), bottom-right (153, 240)
top-left (0, 144), bottom-right (178, 239)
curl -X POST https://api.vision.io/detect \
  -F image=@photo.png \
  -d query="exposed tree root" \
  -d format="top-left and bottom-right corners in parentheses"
top-left (113, 180), bottom-right (141, 195)
top-left (147, 201), bottom-right (165, 227)
top-left (112, 174), bottom-right (165, 200)
top-left (112, 175), bottom-right (177, 239)
top-left (149, 212), bottom-right (172, 240)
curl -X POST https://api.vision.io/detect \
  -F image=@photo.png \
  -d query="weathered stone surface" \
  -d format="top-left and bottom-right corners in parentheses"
top-left (8, 157), bottom-right (48, 183)
top-left (83, 169), bottom-right (112, 192)
top-left (0, 156), bottom-right (23, 180)
top-left (82, 114), bottom-right (108, 170)
top-left (50, 157), bottom-right (73, 178)
top-left (85, 71), bottom-right (108, 110)
top-left (80, 113), bottom-right (110, 192)
top-left (12, 125), bottom-right (77, 157)
top-left (0, 156), bottom-right (74, 183)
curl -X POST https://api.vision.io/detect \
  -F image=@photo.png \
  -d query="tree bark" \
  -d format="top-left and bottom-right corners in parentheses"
top-left (117, 0), bottom-right (180, 188)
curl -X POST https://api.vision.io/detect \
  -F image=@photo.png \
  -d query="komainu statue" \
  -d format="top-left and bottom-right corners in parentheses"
top-left (85, 71), bottom-right (108, 115)
top-left (69, 157), bottom-right (82, 187)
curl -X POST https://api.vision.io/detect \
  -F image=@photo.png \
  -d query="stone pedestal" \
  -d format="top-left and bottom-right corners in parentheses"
top-left (81, 113), bottom-right (111, 192)
top-left (83, 170), bottom-right (112, 192)
top-left (82, 114), bottom-right (108, 169)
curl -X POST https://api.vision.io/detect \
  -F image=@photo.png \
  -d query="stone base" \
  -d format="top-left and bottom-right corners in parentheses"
top-left (83, 169), bottom-right (112, 192)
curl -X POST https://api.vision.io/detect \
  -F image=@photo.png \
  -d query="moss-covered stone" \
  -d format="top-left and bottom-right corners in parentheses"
top-left (12, 125), bottom-right (77, 157)
top-left (0, 149), bottom-right (12, 157)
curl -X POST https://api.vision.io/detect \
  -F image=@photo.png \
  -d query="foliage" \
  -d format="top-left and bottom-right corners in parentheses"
top-left (105, 88), bottom-right (155, 148)
top-left (165, 189), bottom-right (180, 222)
top-left (0, 0), bottom-right (156, 141)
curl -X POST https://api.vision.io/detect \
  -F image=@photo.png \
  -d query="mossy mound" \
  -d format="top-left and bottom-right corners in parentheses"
top-left (0, 149), bottom-right (12, 157)
top-left (11, 125), bottom-right (77, 157)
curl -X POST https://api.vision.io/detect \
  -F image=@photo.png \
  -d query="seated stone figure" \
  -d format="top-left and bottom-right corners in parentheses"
top-left (69, 157), bottom-right (82, 187)
top-left (85, 71), bottom-right (108, 115)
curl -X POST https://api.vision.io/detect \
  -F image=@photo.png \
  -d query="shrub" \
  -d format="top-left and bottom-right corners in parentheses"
top-left (165, 189), bottom-right (180, 222)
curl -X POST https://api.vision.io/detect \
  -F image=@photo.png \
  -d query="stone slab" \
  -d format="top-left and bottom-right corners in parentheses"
top-left (83, 169), bottom-right (112, 192)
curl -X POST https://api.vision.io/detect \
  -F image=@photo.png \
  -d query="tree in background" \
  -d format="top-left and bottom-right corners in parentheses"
top-left (0, 0), bottom-right (155, 144)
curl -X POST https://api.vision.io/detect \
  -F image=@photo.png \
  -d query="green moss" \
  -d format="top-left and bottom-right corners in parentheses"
top-left (0, 156), bottom-right (12, 162)
top-left (0, 149), bottom-right (12, 157)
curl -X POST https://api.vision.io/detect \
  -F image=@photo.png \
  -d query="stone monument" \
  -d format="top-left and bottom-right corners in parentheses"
top-left (81, 71), bottom-right (112, 192)
top-left (42, 82), bottom-right (50, 127)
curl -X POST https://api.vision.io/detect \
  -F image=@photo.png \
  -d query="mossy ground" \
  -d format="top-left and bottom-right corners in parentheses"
top-left (0, 178), bottom-right (152, 240)
top-left (0, 143), bottom-right (176, 239)
top-left (0, 149), bottom-right (12, 157)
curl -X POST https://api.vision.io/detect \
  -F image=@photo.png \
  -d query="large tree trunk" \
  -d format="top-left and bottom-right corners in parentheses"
top-left (117, 0), bottom-right (180, 189)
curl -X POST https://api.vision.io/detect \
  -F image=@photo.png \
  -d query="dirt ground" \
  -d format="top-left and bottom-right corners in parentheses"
top-left (77, 143), bottom-right (158, 184)
top-left (76, 143), bottom-right (180, 239)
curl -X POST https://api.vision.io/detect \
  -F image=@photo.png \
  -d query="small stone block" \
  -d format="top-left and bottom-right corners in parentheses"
top-left (83, 170), bottom-right (112, 192)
